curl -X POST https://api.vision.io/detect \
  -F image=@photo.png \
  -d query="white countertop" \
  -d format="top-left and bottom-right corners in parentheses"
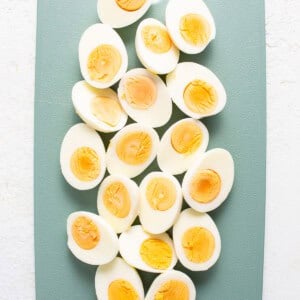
top-left (0, 0), bottom-right (300, 299)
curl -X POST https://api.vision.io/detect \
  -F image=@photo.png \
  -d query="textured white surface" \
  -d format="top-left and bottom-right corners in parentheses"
top-left (0, 0), bottom-right (299, 299)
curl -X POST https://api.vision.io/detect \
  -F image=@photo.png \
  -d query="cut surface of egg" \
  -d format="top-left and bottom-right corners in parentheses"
top-left (157, 118), bottom-right (209, 175)
top-left (79, 24), bottom-right (128, 89)
top-left (119, 225), bottom-right (177, 273)
top-left (166, 0), bottom-right (216, 54)
top-left (167, 62), bottom-right (227, 119)
top-left (145, 270), bottom-right (196, 300)
top-left (95, 257), bottom-right (144, 300)
top-left (67, 211), bottom-right (118, 265)
top-left (98, 0), bottom-right (152, 28)
top-left (135, 18), bottom-right (179, 74)
top-left (97, 175), bottom-right (140, 233)
top-left (118, 68), bottom-right (172, 128)
top-left (173, 208), bottom-right (221, 271)
top-left (182, 148), bottom-right (234, 212)
top-left (139, 172), bottom-right (182, 234)
top-left (106, 123), bottom-right (160, 178)
top-left (60, 123), bottom-right (106, 190)
top-left (72, 81), bottom-right (128, 133)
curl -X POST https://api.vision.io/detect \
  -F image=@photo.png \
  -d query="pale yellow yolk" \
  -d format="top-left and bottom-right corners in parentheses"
top-left (91, 96), bottom-right (122, 127)
top-left (146, 178), bottom-right (176, 211)
top-left (171, 121), bottom-right (203, 155)
top-left (190, 169), bottom-right (221, 203)
top-left (108, 279), bottom-right (139, 300)
top-left (116, 131), bottom-right (152, 165)
top-left (180, 13), bottom-right (211, 46)
top-left (140, 238), bottom-right (173, 270)
top-left (72, 216), bottom-right (100, 250)
top-left (123, 75), bottom-right (157, 109)
top-left (182, 227), bottom-right (215, 263)
top-left (103, 181), bottom-right (131, 218)
top-left (154, 280), bottom-right (189, 300)
top-left (87, 45), bottom-right (121, 83)
top-left (70, 147), bottom-right (100, 181)
top-left (115, 0), bottom-right (146, 11)
top-left (142, 25), bottom-right (172, 54)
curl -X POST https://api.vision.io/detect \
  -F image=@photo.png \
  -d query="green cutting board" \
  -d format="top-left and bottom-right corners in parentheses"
top-left (34, 0), bottom-right (266, 299)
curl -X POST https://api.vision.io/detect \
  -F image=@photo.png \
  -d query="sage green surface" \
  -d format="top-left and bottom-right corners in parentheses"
top-left (34, 0), bottom-right (266, 299)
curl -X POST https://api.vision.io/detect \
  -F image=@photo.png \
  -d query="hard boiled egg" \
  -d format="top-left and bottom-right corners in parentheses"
top-left (95, 257), bottom-right (144, 300)
top-left (173, 208), bottom-right (221, 271)
top-left (157, 118), bottom-right (209, 175)
top-left (118, 68), bottom-right (172, 128)
top-left (67, 211), bottom-right (118, 265)
top-left (97, 175), bottom-right (140, 233)
top-left (79, 24), bottom-right (128, 89)
top-left (135, 18), bottom-right (179, 74)
top-left (166, 0), bottom-right (216, 54)
top-left (139, 172), bottom-right (182, 234)
top-left (60, 123), bottom-right (106, 190)
top-left (119, 225), bottom-right (177, 273)
top-left (182, 148), bottom-right (234, 212)
top-left (167, 62), bottom-right (226, 119)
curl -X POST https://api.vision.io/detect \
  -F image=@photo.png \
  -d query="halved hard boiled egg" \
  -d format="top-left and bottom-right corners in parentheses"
top-left (79, 24), bottom-right (128, 89)
top-left (119, 225), bottom-right (177, 273)
top-left (157, 118), bottom-right (209, 175)
top-left (67, 211), bottom-right (118, 265)
top-left (97, 175), bottom-right (140, 233)
top-left (135, 18), bottom-right (179, 74)
top-left (182, 148), bottom-right (234, 212)
top-left (118, 68), bottom-right (172, 128)
top-left (173, 208), bottom-right (221, 271)
top-left (167, 62), bottom-right (226, 119)
top-left (60, 123), bottom-right (106, 190)
top-left (139, 172), bottom-right (182, 234)
top-left (166, 0), bottom-right (216, 54)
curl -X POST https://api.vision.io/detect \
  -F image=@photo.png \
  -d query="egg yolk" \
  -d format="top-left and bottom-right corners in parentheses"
top-left (103, 181), bottom-right (131, 218)
top-left (116, 131), bottom-right (152, 165)
top-left (171, 121), bottom-right (203, 155)
top-left (87, 44), bottom-right (121, 83)
top-left (70, 147), bottom-right (100, 181)
top-left (72, 216), bottom-right (100, 250)
top-left (180, 13), bottom-right (211, 46)
top-left (91, 96), bottom-right (122, 127)
top-left (146, 177), bottom-right (176, 211)
top-left (183, 80), bottom-right (218, 115)
top-left (108, 279), bottom-right (139, 300)
top-left (154, 280), bottom-right (189, 300)
top-left (115, 0), bottom-right (146, 11)
top-left (140, 238), bottom-right (173, 270)
top-left (142, 25), bottom-right (172, 54)
top-left (190, 169), bottom-right (221, 203)
top-left (182, 227), bottom-right (215, 263)
top-left (123, 75), bottom-right (157, 109)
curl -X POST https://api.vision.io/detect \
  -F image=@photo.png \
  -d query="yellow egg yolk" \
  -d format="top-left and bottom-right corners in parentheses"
top-left (103, 181), bottom-right (131, 218)
top-left (190, 169), bottom-right (221, 203)
top-left (146, 177), bottom-right (176, 211)
top-left (115, 0), bottom-right (146, 11)
top-left (116, 131), bottom-right (152, 165)
top-left (72, 216), bottom-right (100, 250)
top-left (183, 80), bottom-right (218, 115)
top-left (154, 280), bottom-right (189, 300)
top-left (182, 227), bottom-right (215, 263)
top-left (142, 25), bottom-right (172, 54)
top-left (171, 121), bottom-right (203, 155)
top-left (140, 238), bottom-right (173, 270)
top-left (108, 279), bottom-right (139, 300)
top-left (70, 147), bottom-right (100, 181)
top-left (87, 44), bottom-right (121, 83)
top-left (180, 13), bottom-right (211, 46)
top-left (123, 75), bottom-right (157, 109)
